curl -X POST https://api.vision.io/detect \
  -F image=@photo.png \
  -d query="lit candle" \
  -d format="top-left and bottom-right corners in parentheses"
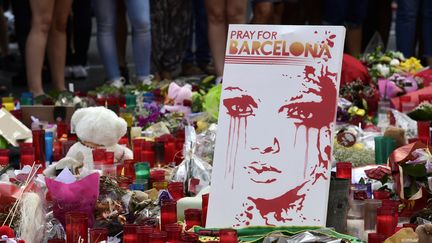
top-left (141, 150), bottom-right (155, 168)
top-left (32, 129), bottom-right (46, 170)
top-left (161, 200), bottom-right (177, 231)
top-left (132, 139), bottom-right (144, 162)
top-left (164, 141), bottom-right (176, 164)
top-left (376, 207), bottom-right (396, 238)
top-left (92, 148), bottom-right (106, 165)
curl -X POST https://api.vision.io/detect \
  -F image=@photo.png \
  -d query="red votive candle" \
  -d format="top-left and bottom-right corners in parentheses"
top-left (123, 224), bottom-right (138, 243)
top-left (168, 181), bottom-right (184, 201)
top-left (185, 209), bottom-right (202, 230)
top-left (141, 150), bottom-right (155, 168)
top-left (133, 139), bottom-right (144, 162)
top-left (10, 109), bottom-right (23, 121)
top-left (92, 148), bottom-right (106, 164)
top-left (166, 223), bottom-right (182, 243)
top-left (161, 200), bottom-right (177, 231)
top-left (164, 141), bottom-right (176, 164)
top-left (57, 121), bottom-right (68, 139)
top-left (403, 223), bottom-right (417, 231)
top-left (123, 159), bottom-right (135, 179)
top-left (90, 228), bottom-right (108, 243)
top-left (219, 229), bottom-right (238, 243)
top-left (65, 212), bottom-right (88, 243)
top-left (368, 232), bottom-right (386, 243)
top-left (148, 231), bottom-right (167, 243)
top-left (417, 121), bottom-right (430, 144)
top-left (32, 129), bottom-right (46, 169)
top-left (181, 232), bottom-right (199, 242)
top-left (151, 170), bottom-right (167, 190)
top-left (336, 162), bottom-right (352, 179)
top-left (104, 151), bottom-right (114, 164)
top-left (137, 225), bottom-right (153, 243)
top-left (20, 146), bottom-right (35, 168)
top-left (373, 190), bottom-right (391, 200)
top-left (202, 193), bottom-right (209, 227)
top-left (0, 149), bottom-right (9, 166)
top-left (61, 140), bottom-right (76, 157)
top-left (376, 207), bottom-right (396, 238)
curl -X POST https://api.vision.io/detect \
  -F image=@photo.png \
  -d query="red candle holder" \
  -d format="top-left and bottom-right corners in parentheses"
top-left (373, 190), bottom-right (391, 200)
top-left (336, 162), bottom-right (352, 179)
top-left (166, 223), bottom-right (182, 243)
top-left (57, 121), bottom-right (68, 139)
top-left (151, 170), bottom-right (167, 190)
top-left (123, 224), bottom-right (138, 243)
top-left (142, 141), bottom-right (154, 151)
top-left (368, 233), bottom-right (386, 243)
top-left (419, 94), bottom-right (432, 103)
top-left (376, 207), bottom-right (396, 238)
top-left (10, 109), bottom-right (23, 121)
top-left (181, 232), bottom-right (199, 242)
top-left (219, 229), bottom-right (238, 243)
top-left (403, 223), bottom-right (417, 231)
top-left (90, 228), bottom-right (108, 243)
top-left (148, 231), bottom-right (167, 243)
top-left (141, 150), bottom-right (155, 168)
top-left (168, 182), bottom-right (184, 201)
top-left (47, 239), bottom-right (66, 243)
top-left (164, 141), bottom-right (176, 164)
top-left (160, 200), bottom-right (177, 231)
top-left (65, 212), bottom-right (88, 243)
top-left (417, 121), bottom-right (430, 144)
top-left (133, 139), bottom-right (144, 162)
top-left (32, 129), bottom-right (46, 169)
top-left (92, 148), bottom-right (106, 165)
top-left (61, 140), bottom-right (76, 157)
top-left (20, 146), bottom-right (35, 168)
top-left (202, 193), bottom-right (209, 227)
top-left (137, 225), bottom-right (153, 243)
top-left (185, 209), bottom-right (202, 230)
top-left (0, 149), bottom-right (9, 166)
top-left (105, 151), bottom-right (114, 164)
top-left (123, 159), bottom-right (136, 179)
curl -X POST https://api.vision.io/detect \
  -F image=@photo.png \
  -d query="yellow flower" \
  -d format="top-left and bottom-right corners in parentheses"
top-left (348, 106), bottom-right (366, 117)
top-left (400, 57), bottom-right (423, 73)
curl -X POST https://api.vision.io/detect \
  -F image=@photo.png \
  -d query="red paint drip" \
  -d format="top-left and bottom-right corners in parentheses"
top-left (225, 118), bottom-right (233, 177)
top-left (248, 181), bottom-right (308, 225)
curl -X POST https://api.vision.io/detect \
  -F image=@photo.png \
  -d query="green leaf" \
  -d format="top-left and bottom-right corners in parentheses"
top-left (401, 164), bottom-right (427, 177)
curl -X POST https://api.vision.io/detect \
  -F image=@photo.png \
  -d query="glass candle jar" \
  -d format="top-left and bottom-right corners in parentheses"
top-left (151, 170), bottom-right (167, 190)
top-left (154, 141), bottom-right (165, 166)
top-left (65, 212), bottom-right (88, 243)
top-left (137, 225), bottom-right (153, 243)
top-left (0, 149), bottom-right (9, 166)
top-left (161, 200), bottom-right (177, 231)
top-left (417, 121), bottom-right (430, 145)
top-left (32, 129), bottom-right (46, 169)
top-left (20, 146), bottom-right (35, 168)
top-left (376, 207), bottom-right (397, 238)
top-left (347, 200), bottom-right (365, 240)
top-left (180, 232), bottom-right (199, 243)
top-left (336, 162), bottom-right (352, 179)
top-left (149, 232), bottom-right (167, 243)
top-left (123, 224), bottom-right (138, 243)
top-left (402, 223), bottom-right (417, 231)
top-left (141, 150), bottom-right (155, 168)
top-left (166, 223), bottom-right (182, 243)
top-left (419, 94), bottom-right (432, 103)
top-left (135, 162), bottom-right (150, 182)
top-left (92, 148), bottom-right (106, 165)
top-left (164, 141), bottom-right (176, 164)
top-left (364, 199), bottom-right (382, 231)
top-left (202, 193), bottom-right (209, 227)
top-left (56, 121), bottom-right (68, 139)
top-left (168, 181), bottom-right (184, 201)
top-left (90, 228), bottom-right (108, 243)
top-left (133, 139), bottom-right (143, 162)
top-left (373, 190), bottom-right (391, 200)
top-left (219, 229), bottom-right (238, 243)
top-left (61, 140), bottom-right (76, 157)
top-left (104, 151), bottom-right (114, 164)
top-left (185, 209), bottom-right (202, 230)
top-left (123, 159), bottom-right (135, 179)
top-left (368, 232), bottom-right (386, 243)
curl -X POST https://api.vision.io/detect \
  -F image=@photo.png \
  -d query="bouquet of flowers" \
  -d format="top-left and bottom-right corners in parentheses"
top-left (361, 47), bottom-right (406, 82)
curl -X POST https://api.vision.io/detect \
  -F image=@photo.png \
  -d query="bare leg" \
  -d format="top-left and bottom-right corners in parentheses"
top-left (346, 27), bottom-right (362, 57)
top-left (26, 0), bottom-right (55, 96)
top-left (0, 6), bottom-right (9, 57)
top-left (251, 2), bottom-right (274, 24)
top-left (205, 0), bottom-right (227, 77)
top-left (226, 0), bottom-right (248, 24)
top-left (47, 0), bottom-right (73, 92)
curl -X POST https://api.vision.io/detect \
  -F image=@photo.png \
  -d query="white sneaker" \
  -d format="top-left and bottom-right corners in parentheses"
top-left (72, 65), bottom-right (88, 79)
top-left (64, 66), bottom-right (73, 78)
top-left (137, 75), bottom-right (154, 85)
top-left (108, 77), bottom-right (126, 88)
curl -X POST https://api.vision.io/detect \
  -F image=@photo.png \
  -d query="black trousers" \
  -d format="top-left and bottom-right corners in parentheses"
top-left (66, 0), bottom-right (92, 66)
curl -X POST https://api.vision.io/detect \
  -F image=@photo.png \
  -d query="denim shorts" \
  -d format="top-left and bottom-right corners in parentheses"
top-left (323, 0), bottom-right (368, 28)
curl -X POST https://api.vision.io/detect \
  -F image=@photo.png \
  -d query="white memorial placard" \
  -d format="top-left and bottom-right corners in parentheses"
top-left (207, 25), bottom-right (346, 228)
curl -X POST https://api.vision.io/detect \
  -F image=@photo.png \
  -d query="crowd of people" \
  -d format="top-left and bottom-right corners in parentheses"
top-left (0, 0), bottom-right (431, 101)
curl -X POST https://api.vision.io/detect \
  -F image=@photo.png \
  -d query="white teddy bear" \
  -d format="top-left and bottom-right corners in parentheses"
top-left (65, 106), bottom-right (133, 170)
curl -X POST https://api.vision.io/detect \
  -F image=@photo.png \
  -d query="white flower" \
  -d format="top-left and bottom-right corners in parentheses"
top-left (394, 52), bottom-right (405, 60)
top-left (376, 64), bottom-right (390, 77)
top-left (390, 59), bottom-right (400, 66)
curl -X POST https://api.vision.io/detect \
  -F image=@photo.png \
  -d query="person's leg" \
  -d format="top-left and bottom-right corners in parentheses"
top-left (47, 0), bottom-right (73, 91)
top-left (323, 0), bottom-right (346, 25)
top-left (194, 0), bottom-right (212, 73)
top-left (205, 0), bottom-right (227, 77)
top-left (26, 0), bottom-right (55, 96)
top-left (422, 0), bottom-right (432, 66)
top-left (251, 1), bottom-right (274, 24)
top-left (93, 0), bottom-right (121, 81)
top-left (0, 5), bottom-right (10, 57)
top-left (272, 2), bottom-right (284, 24)
top-left (226, 0), bottom-right (248, 24)
top-left (345, 0), bottom-right (368, 56)
top-left (125, 0), bottom-right (152, 79)
top-left (150, 0), bottom-right (164, 79)
top-left (396, 0), bottom-right (420, 58)
top-left (116, 0), bottom-right (128, 71)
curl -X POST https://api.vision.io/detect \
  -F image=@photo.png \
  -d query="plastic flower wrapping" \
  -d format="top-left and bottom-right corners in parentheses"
top-left (378, 73), bottom-right (419, 99)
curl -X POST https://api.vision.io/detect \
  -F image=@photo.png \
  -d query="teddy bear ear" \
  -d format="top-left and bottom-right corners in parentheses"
top-left (71, 107), bottom-right (90, 133)
top-left (116, 117), bottom-right (128, 139)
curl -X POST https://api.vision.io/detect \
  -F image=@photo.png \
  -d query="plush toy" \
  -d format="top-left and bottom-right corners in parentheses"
top-left (416, 224), bottom-right (432, 243)
top-left (65, 107), bottom-right (133, 169)
top-left (43, 152), bottom-right (84, 178)
top-left (384, 126), bottom-right (406, 148)
top-left (164, 82), bottom-right (192, 115)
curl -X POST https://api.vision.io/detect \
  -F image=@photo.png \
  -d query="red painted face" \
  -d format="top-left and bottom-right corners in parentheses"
top-left (222, 65), bottom-right (337, 226)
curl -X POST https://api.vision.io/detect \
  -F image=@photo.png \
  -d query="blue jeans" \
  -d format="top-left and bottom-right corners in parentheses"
top-left (93, 0), bottom-right (151, 80)
top-left (396, 0), bottom-right (432, 58)
top-left (324, 0), bottom-right (368, 27)
top-left (184, 0), bottom-right (210, 65)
